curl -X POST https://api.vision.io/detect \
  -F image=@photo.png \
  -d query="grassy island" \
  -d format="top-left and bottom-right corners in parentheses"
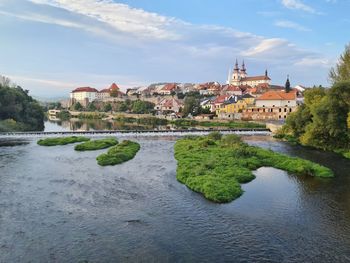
top-left (174, 133), bottom-right (334, 203)
top-left (96, 140), bottom-right (140, 166)
top-left (37, 136), bottom-right (90, 146)
top-left (74, 138), bottom-right (118, 151)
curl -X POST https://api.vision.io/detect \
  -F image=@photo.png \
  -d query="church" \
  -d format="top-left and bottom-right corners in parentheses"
top-left (227, 60), bottom-right (271, 87)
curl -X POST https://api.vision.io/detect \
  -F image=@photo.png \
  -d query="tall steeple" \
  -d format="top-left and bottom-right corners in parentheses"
top-left (285, 75), bottom-right (291, 93)
top-left (265, 69), bottom-right (268, 77)
top-left (240, 60), bottom-right (247, 78)
top-left (231, 59), bottom-right (241, 84)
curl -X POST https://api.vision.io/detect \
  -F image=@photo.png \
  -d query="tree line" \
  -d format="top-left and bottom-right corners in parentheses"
top-left (0, 76), bottom-right (44, 131)
top-left (282, 44), bottom-right (350, 156)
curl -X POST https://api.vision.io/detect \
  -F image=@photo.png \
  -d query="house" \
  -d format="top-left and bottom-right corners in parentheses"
top-left (242, 89), bottom-right (298, 121)
top-left (70, 87), bottom-right (98, 105)
top-left (223, 85), bottom-right (243, 96)
top-left (213, 95), bottom-right (234, 115)
top-left (96, 83), bottom-right (124, 100)
top-left (218, 96), bottom-right (247, 119)
top-left (159, 83), bottom-right (179, 95)
top-left (200, 97), bottom-right (215, 113)
top-left (255, 89), bottom-right (297, 108)
top-left (154, 98), bottom-right (184, 113)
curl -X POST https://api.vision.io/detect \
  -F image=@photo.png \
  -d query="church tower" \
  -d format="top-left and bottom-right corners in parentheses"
top-left (240, 60), bottom-right (247, 78)
top-left (231, 59), bottom-right (241, 85)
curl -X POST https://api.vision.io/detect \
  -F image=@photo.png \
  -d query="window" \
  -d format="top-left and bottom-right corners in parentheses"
top-left (279, 108), bottom-right (282, 112)
top-left (284, 108), bottom-right (287, 112)
top-left (272, 105), bottom-right (275, 107)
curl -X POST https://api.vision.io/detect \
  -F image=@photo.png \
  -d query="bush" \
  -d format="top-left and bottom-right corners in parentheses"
top-left (74, 138), bottom-right (118, 151)
top-left (174, 134), bottom-right (334, 203)
top-left (96, 140), bottom-right (140, 166)
top-left (37, 136), bottom-right (90, 146)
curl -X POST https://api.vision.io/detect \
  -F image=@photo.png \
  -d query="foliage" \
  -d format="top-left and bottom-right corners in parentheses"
top-left (103, 103), bottom-right (112, 112)
top-left (87, 103), bottom-right (96, 112)
top-left (329, 44), bottom-right (350, 84)
top-left (37, 136), bottom-right (90, 146)
top-left (131, 100), bottom-right (155, 114)
top-left (74, 102), bottom-right (83, 111)
top-left (78, 113), bottom-right (106, 119)
top-left (74, 138), bottom-right (118, 151)
top-left (96, 140), bottom-right (140, 166)
top-left (182, 96), bottom-right (200, 116)
top-left (282, 82), bottom-right (350, 155)
top-left (174, 133), bottom-right (333, 203)
top-left (0, 77), bottom-right (44, 131)
top-left (57, 110), bottom-right (71, 120)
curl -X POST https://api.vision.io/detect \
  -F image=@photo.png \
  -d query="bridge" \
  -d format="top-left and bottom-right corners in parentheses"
top-left (0, 128), bottom-right (271, 138)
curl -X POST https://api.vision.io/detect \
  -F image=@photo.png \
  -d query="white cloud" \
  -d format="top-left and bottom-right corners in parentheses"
top-left (27, 0), bottom-right (181, 40)
top-left (281, 0), bottom-right (321, 14)
top-left (294, 57), bottom-right (330, 67)
top-left (275, 20), bottom-right (311, 31)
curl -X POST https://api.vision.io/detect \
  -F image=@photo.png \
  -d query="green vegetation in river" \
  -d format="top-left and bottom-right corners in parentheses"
top-left (174, 132), bottom-right (333, 203)
top-left (37, 136), bottom-right (90, 146)
top-left (96, 140), bottom-right (140, 166)
top-left (74, 138), bottom-right (118, 151)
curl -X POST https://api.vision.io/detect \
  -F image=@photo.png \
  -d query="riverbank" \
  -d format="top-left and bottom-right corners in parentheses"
top-left (175, 133), bottom-right (333, 203)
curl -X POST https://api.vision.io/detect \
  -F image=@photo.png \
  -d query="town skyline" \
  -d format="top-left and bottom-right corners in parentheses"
top-left (1, 0), bottom-right (349, 98)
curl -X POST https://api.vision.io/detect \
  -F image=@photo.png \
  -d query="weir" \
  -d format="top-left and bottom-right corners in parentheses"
top-left (0, 128), bottom-right (271, 138)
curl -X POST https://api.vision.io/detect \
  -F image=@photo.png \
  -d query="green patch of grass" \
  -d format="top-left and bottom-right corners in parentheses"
top-left (174, 133), bottom-right (334, 203)
top-left (74, 138), bottom-right (118, 151)
top-left (37, 136), bottom-right (90, 146)
top-left (96, 140), bottom-right (140, 166)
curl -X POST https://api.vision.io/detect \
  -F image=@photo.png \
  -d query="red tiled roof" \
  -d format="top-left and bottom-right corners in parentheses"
top-left (99, 88), bottom-right (110, 93)
top-left (241, 76), bottom-right (271, 81)
top-left (72, 87), bottom-right (98, 93)
top-left (109, 83), bottom-right (119, 90)
top-left (214, 95), bottom-right (230, 104)
top-left (226, 85), bottom-right (241, 91)
top-left (256, 90), bottom-right (297, 101)
top-left (162, 83), bottom-right (177, 91)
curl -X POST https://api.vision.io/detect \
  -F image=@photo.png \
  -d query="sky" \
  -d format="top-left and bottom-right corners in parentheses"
top-left (0, 0), bottom-right (349, 98)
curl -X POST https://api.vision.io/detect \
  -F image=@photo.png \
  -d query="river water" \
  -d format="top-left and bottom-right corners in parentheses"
top-left (0, 132), bottom-right (350, 262)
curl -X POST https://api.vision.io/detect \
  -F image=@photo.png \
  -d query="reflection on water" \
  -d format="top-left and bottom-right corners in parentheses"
top-left (0, 135), bottom-right (350, 262)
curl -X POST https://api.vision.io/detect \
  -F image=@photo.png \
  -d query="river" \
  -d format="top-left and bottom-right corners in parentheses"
top-left (0, 131), bottom-right (350, 262)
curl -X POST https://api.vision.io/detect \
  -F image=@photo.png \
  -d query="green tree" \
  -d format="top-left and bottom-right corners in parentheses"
top-left (329, 44), bottom-right (350, 84)
top-left (87, 103), bottom-right (96, 112)
top-left (74, 102), bottom-right (83, 111)
top-left (103, 103), bottom-right (112, 112)
top-left (110, 89), bottom-right (119, 97)
top-left (0, 76), bottom-right (44, 131)
top-left (183, 96), bottom-right (200, 116)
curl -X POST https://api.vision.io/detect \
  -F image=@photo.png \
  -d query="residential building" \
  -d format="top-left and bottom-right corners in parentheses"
top-left (70, 87), bottom-right (98, 105)
top-left (154, 98), bottom-right (184, 113)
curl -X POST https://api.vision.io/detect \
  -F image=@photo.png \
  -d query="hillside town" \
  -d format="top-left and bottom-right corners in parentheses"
top-left (68, 60), bottom-right (305, 122)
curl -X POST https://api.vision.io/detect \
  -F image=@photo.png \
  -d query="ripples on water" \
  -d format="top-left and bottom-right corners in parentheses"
top-left (0, 135), bottom-right (350, 262)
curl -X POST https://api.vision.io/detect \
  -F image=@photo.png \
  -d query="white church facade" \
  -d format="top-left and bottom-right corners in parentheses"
top-left (227, 60), bottom-right (271, 87)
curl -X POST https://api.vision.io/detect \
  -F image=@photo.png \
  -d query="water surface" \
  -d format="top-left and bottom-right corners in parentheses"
top-left (0, 135), bottom-right (349, 262)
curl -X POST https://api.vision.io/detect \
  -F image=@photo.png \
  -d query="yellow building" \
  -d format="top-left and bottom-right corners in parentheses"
top-left (220, 99), bottom-right (247, 114)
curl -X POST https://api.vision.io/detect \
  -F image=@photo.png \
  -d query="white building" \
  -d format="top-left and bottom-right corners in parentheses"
top-left (70, 87), bottom-right (98, 103)
top-left (228, 60), bottom-right (271, 87)
top-left (255, 89), bottom-right (297, 108)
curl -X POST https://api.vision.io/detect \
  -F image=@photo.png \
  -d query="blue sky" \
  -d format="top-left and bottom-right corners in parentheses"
top-left (0, 0), bottom-right (349, 98)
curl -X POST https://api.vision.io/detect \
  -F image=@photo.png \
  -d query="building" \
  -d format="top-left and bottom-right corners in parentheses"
top-left (96, 83), bottom-right (124, 100)
top-left (242, 88), bottom-right (298, 121)
top-left (218, 95), bottom-right (247, 119)
top-left (70, 87), bottom-right (98, 105)
top-left (154, 98), bottom-right (184, 113)
top-left (159, 83), bottom-right (179, 95)
top-left (255, 89), bottom-right (297, 108)
top-left (228, 60), bottom-right (271, 87)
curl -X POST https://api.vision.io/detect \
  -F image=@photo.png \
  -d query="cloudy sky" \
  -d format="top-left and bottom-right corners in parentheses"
top-left (0, 0), bottom-right (349, 98)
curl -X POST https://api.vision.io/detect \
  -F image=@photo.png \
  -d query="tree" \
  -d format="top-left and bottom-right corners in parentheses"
top-left (0, 76), bottom-right (44, 131)
top-left (74, 102), bottom-right (83, 111)
top-left (103, 103), bottom-right (112, 112)
top-left (285, 76), bottom-right (291, 93)
top-left (183, 96), bottom-right (200, 116)
top-left (329, 44), bottom-right (350, 84)
top-left (87, 103), bottom-right (96, 112)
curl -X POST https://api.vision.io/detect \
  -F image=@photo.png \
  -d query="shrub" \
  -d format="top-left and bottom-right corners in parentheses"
top-left (96, 140), bottom-right (140, 166)
top-left (74, 138), bottom-right (118, 151)
top-left (174, 134), bottom-right (334, 203)
top-left (37, 136), bottom-right (90, 146)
